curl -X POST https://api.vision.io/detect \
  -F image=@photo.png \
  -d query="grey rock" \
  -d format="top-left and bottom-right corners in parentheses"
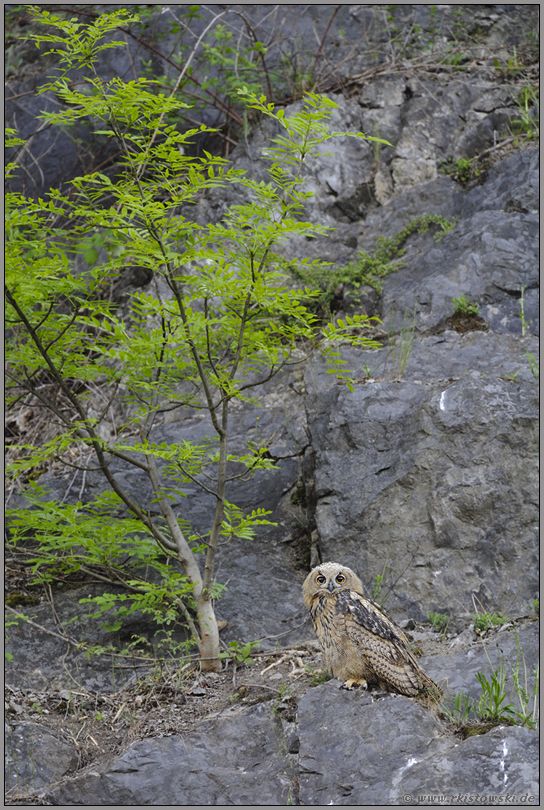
top-left (34, 620), bottom-right (541, 806)
top-left (49, 703), bottom-right (295, 806)
top-left (426, 622), bottom-right (539, 701)
top-left (380, 208), bottom-right (539, 335)
top-left (354, 150), bottom-right (539, 336)
top-left (298, 680), bottom-right (449, 805)
top-left (4, 585), bottom-right (153, 693)
top-left (400, 726), bottom-right (539, 805)
top-left (305, 368), bottom-right (538, 621)
top-left (297, 621), bottom-right (539, 805)
top-left (6, 722), bottom-right (78, 793)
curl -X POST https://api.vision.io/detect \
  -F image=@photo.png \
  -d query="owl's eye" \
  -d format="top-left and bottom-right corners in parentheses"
top-left (316, 575), bottom-right (326, 584)
top-left (335, 574), bottom-right (345, 584)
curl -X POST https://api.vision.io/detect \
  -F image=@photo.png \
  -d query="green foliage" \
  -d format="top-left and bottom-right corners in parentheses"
top-left (473, 644), bottom-right (539, 730)
top-left (219, 639), bottom-right (261, 664)
top-left (510, 643), bottom-right (539, 729)
top-left (360, 361), bottom-right (380, 379)
top-left (474, 664), bottom-right (516, 723)
top-left (525, 350), bottom-right (539, 381)
top-left (446, 690), bottom-right (473, 724)
top-left (511, 85), bottom-right (539, 139)
top-left (472, 611), bottom-right (508, 634)
top-left (530, 598), bottom-right (539, 615)
top-left (202, 24), bottom-right (269, 107)
top-left (6, 488), bottom-right (198, 657)
top-left (6, 8), bottom-right (385, 667)
top-left (452, 158), bottom-right (474, 183)
top-left (294, 213), bottom-right (454, 314)
top-left (440, 48), bottom-right (470, 69)
top-left (306, 665), bottom-right (332, 686)
top-left (371, 573), bottom-right (385, 604)
top-left (382, 305), bottom-right (416, 380)
top-left (133, 4), bottom-right (333, 134)
top-left (519, 282), bottom-right (531, 336)
top-left (439, 156), bottom-right (480, 183)
top-left (370, 555), bottom-right (393, 606)
top-left (428, 611), bottom-right (449, 633)
top-left (493, 47), bottom-right (526, 78)
top-left (502, 369), bottom-right (521, 383)
top-left (278, 679), bottom-right (294, 700)
top-left (445, 638), bottom-right (539, 732)
top-left (452, 294), bottom-right (480, 317)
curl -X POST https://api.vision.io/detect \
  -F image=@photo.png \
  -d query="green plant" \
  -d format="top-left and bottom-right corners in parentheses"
top-left (502, 369), bottom-right (521, 382)
top-left (5, 42), bottom-right (25, 77)
top-left (219, 639), bottom-right (260, 664)
top-left (427, 4), bottom-right (440, 51)
top-left (475, 644), bottom-right (538, 730)
top-left (439, 157), bottom-right (479, 183)
top-left (452, 294), bottom-right (480, 317)
top-left (383, 305), bottom-right (416, 380)
top-left (445, 690), bottom-right (472, 725)
top-left (493, 47), bottom-right (526, 77)
top-left (295, 213), bottom-right (454, 315)
top-left (519, 283), bottom-right (531, 335)
top-left (511, 85), bottom-right (540, 139)
top-left (454, 158), bottom-right (476, 183)
top-left (279, 679), bottom-right (293, 699)
top-left (472, 612), bottom-right (508, 634)
top-left (428, 611), bottom-right (449, 633)
top-left (526, 30), bottom-right (539, 62)
top-left (445, 642), bottom-right (539, 732)
top-left (510, 635), bottom-right (539, 729)
top-left (474, 662), bottom-right (514, 723)
top-left (524, 350), bottom-right (539, 381)
top-left (202, 23), bottom-right (271, 109)
top-left (305, 665), bottom-right (332, 686)
top-left (4, 610), bottom-right (34, 662)
top-left (6, 9), bottom-right (386, 672)
top-left (360, 361), bottom-right (380, 379)
top-left (136, 5), bottom-right (343, 139)
top-left (371, 573), bottom-right (385, 603)
top-left (530, 598), bottom-right (539, 615)
top-left (440, 48), bottom-right (470, 69)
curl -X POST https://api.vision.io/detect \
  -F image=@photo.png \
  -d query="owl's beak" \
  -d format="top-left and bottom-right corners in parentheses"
top-left (328, 581), bottom-right (335, 592)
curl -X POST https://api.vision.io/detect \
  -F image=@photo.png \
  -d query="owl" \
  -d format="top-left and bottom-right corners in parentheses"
top-left (303, 561), bottom-right (442, 701)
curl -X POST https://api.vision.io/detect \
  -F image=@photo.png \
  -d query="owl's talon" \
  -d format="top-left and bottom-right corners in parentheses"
top-left (341, 678), bottom-right (368, 691)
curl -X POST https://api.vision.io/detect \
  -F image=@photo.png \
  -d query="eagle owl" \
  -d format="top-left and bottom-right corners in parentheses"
top-left (303, 561), bottom-right (441, 701)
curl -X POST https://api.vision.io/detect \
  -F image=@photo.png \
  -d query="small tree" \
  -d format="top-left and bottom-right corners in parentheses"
top-left (6, 8), bottom-right (385, 670)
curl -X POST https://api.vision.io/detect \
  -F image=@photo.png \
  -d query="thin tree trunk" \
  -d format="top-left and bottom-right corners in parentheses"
top-left (196, 594), bottom-right (221, 672)
top-left (146, 454), bottom-right (221, 671)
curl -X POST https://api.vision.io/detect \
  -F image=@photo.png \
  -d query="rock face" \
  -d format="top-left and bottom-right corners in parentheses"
top-left (296, 679), bottom-right (537, 806)
top-left (5, 3), bottom-right (540, 806)
top-left (305, 367), bottom-right (539, 623)
top-left (51, 703), bottom-right (293, 806)
top-left (6, 722), bottom-right (79, 794)
top-left (373, 151), bottom-right (540, 336)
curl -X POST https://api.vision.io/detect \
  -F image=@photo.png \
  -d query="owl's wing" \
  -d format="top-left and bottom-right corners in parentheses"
top-left (335, 589), bottom-right (412, 653)
top-left (335, 589), bottom-right (434, 695)
top-left (336, 591), bottom-right (434, 697)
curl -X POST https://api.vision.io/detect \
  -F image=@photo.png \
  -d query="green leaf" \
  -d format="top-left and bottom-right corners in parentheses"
top-left (84, 247), bottom-right (99, 265)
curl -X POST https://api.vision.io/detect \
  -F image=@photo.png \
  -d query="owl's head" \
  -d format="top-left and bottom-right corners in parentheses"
top-left (302, 561), bottom-right (364, 608)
